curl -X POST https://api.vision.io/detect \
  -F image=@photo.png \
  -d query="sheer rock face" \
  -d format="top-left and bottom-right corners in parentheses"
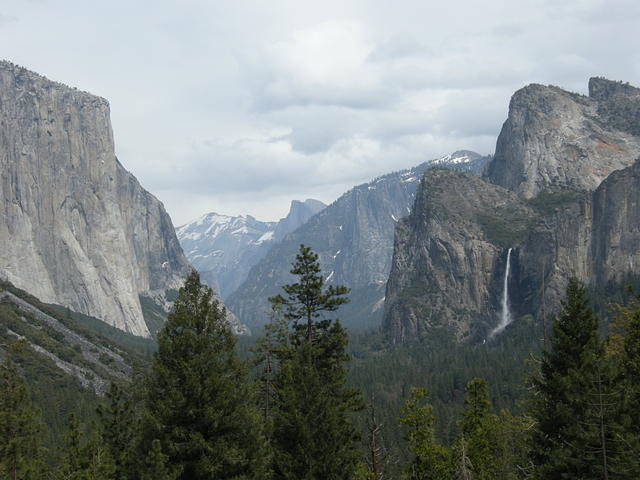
top-left (383, 169), bottom-right (540, 343)
top-left (385, 78), bottom-right (640, 344)
top-left (0, 61), bottom-right (191, 337)
top-left (485, 79), bottom-right (640, 198)
top-left (591, 160), bottom-right (640, 285)
top-left (384, 162), bottom-right (640, 343)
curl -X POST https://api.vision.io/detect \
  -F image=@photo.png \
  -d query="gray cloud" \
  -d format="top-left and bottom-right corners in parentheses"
top-left (0, 14), bottom-right (17, 26)
top-left (0, 0), bottom-right (638, 224)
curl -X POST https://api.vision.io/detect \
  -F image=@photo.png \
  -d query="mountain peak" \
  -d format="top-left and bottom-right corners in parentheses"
top-left (485, 78), bottom-right (640, 198)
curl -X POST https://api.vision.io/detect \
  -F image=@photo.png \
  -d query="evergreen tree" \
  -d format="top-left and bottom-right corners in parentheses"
top-left (97, 382), bottom-right (136, 479)
top-left (143, 270), bottom-right (268, 480)
top-left (82, 430), bottom-right (117, 480)
top-left (453, 378), bottom-right (503, 480)
top-left (56, 413), bottom-right (83, 478)
top-left (141, 439), bottom-right (176, 480)
top-left (495, 409), bottom-right (532, 480)
top-left (615, 306), bottom-right (640, 477)
top-left (399, 388), bottom-right (452, 480)
top-left (530, 278), bottom-right (610, 479)
top-left (266, 244), bottom-right (363, 480)
top-left (621, 305), bottom-right (640, 426)
top-left (55, 414), bottom-right (115, 480)
top-left (0, 351), bottom-right (43, 480)
top-left (269, 244), bottom-right (349, 343)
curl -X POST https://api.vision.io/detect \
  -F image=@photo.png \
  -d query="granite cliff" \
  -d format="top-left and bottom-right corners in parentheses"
top-left (0, 61), bottom-right (207, 336)
top-left (485, 78), bottom-right (640, 197)
top-left (385, 78), bottom-right (640, 343)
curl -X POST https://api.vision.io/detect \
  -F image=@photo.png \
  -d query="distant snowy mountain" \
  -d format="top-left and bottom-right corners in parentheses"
top-left (176, 199), bottom-right (325, 298)
top-left (426, 150), bottom-right (490, 172)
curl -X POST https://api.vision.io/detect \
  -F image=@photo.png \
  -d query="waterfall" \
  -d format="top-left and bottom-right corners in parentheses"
top-left (489, 248), bottom-right (513, 339)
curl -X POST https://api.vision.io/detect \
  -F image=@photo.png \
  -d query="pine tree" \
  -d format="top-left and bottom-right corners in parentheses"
top-left (266, 244), bottom-right (363, 480)
top-left (530, 278), bottom-right (609, 479)
top-left (495, 409), bottom-right (532, 480)
top-left (82, 430), bottom-right (117, 480)
top-left (399, 388), bottom-right (452, 480)
top-left (453, 378), bottom-right (503, 480)
top-left (97, 382), bottom-right (136, 479)
top-left (55, 414), bottom-right (115, 480)
top-left (269, 244), bottom-right (349, 344)
top-left (141, 439), bottom-right (176, 480)
top-left (143, 270), bottom-right (268, 480)
top-left (615, 306), bottom-right (640, 477)
top-left (0, 352), bottom-right (43, 480)
top-left (56, 413), bottom-right (83, 478)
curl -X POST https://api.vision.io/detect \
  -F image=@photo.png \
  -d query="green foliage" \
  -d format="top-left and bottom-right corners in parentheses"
top-left (141, 439), bottom-right (177, 480)
top-left (525, 187), bottom-right (585, 215)
top-left (0, 291), bottom-right (139, 451)
top-left (0, 348), bottom-right (44, 479)
top-left (55, 413), bottom-right (116, 480)
top-left (265, 244), bottom-right (363, 480)
top-left (399, 388), bottom-right (452, 480)
top-left (143, 270), bottom-right (268, 480)
top-left (97, 383), bottom-right (137, 479)
top-left (269, 244), bottom-right (350, 343)
top-left (452, 378), bottom-right (504, 480)
top-left (475, 207), bottom-right (535, 248)
top-left (614, 306), bottom-right (640, 477)
top-left (1, 279), bottom-right (154, 363)
top-left (347, 316), bottom-right (539, 465)
top-left (530, 278), bottom-right (623, 480)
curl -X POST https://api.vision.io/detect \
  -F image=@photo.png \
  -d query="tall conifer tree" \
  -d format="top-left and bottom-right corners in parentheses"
top-left (454, 378), bottom-right (504, 480)
top-left (267, 245), bottom-right (363, 480)
top-left (400, 387), bottom-right (452, 480)
top-left (143, 271), bottom-right (268, 480)
top-left (530, 278), bottom-right (607, 479)
top-left (97, 383), bottom-right (136, 479)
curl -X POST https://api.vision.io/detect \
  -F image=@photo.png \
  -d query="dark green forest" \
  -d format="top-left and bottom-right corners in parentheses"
top-left (2, 247), bottom-right (640, 479)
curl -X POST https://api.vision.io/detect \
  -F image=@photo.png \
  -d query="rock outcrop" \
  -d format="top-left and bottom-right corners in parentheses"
top-left (383, 169), bottom-right (541, 342)
top-left (0, 61), bottom-right (193, 337)
top-left (485, 79), bottom-right (640, 198)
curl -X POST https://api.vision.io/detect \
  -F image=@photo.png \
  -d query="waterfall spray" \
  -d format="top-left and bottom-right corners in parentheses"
top-left (489, 248), bottom-right (513, 339)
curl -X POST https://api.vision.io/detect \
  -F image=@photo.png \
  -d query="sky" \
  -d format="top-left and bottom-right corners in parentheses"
top-left (1, 0), bottom-right (639, 225)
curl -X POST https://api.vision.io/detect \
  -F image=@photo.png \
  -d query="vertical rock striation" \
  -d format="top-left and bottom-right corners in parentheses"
top-left (0, 61), bottom-right (191, 337)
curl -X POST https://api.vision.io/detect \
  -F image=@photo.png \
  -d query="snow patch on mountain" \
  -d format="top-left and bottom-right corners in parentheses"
top-left (176, 199), bottom-right (326, 299)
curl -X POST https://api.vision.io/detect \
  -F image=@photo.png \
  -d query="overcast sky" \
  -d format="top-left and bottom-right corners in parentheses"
top-left (2, 0), bottom-right (639, 224)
